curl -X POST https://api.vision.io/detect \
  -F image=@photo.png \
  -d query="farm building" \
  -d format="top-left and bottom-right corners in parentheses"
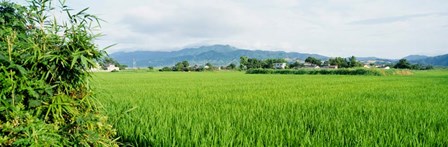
top-left (273, 63), bottom-right (287, 69)
top-left (304, 63), bottom-right (320, 69)
top-left (322, 65), bottom-right (338, 69)
top-left (107, 64), bottom-right (119, 72)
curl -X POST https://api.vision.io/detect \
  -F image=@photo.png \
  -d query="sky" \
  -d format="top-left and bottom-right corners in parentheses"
top-left (13, 0), bottom-right (448, 58)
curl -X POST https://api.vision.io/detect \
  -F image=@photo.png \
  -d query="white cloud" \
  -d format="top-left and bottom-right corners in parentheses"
top-left (34, 0), bottom-right (448, 58)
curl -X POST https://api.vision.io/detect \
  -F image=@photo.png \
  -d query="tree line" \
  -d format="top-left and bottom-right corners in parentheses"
top-left (394, 59), bottom-right (433, 70)
top-left (240, 56), bottom-right (364, 69)
top-left (110, 55), bottom-right (433, 72)
top-left (240, 56), bottom-right (432, 70)
top-left (159, 61), bottom-right (237, 72)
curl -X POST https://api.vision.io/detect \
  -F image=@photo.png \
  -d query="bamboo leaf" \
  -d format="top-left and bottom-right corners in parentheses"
top-left (0, 54), bottom-right (6, 61)
top-left (28, 100), bottom-right (42, 108)
top-left (76, 7), bottom-right (89, 16)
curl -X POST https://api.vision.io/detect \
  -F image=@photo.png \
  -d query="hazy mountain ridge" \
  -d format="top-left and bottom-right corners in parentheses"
top-left (403, 55), bottom-right (430, 61)
top-left (411, 54), bottom-right (448, 66)
top-left (110, 45), bottom-right (448, 67)
top-left (111, 45), bottom-right (328, 67)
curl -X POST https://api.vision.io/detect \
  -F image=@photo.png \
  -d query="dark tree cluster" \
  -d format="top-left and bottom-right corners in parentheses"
top-left (240, 56), bottom-right (287, 70)
top-left (394, 59), bottom-right (433, 70)
top-left (239, 56), bottom-right (366, 70)
top-left (327, 56), bottom-right (362, 68)
top-left (159, 61), bottom-right (237, 72)
top-left (305, 57), bottom-right (322, 66)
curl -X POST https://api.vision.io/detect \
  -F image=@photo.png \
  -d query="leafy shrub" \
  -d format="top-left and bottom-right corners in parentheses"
top-left (0, 0), bottom-right (118, 146)
top-left (246, 68), bottom-right (400, 76)
top-left (159, 67), bottom-right (173, 72)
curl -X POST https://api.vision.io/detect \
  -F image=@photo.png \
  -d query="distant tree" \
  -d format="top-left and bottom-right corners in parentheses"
top-left (424, 65), bottom-right (434, 70)
top-left (240, 56), bottom-right (249, 69)
top-left (394, 59), bottom-right (411, 69)
top-left (159, 67), bottom-right (172, 71)
top-left (174, 62), bottom-right (184, 71)
top-left (263, 58), bottom-right (287, 69)
top-left (205, 63), bottom-right (213, 69)
top-left (410, 64), bottom-right (434, 70)
top-left (205, 63), bottom-right (215, 71)
top-left (247, 58), bottom-right (264, 69)
top-left (205, 62), bottom-right (213, 67)
top-left (118, 65), bottom-right (128, 70)
top-left (329, 57), bottom-right (348, 68)
top-left (227, 63), bottom-right (236, 70)
top-left (148, 66), bottom-right (154, 71)
top-left (182, 60), bottom-right (189, 68)
top-left (172, 61), bottom-right (191, 71)
top-left (323, 60), bottom-right (330, 66)
top-left (305, 57), bottom-right (322, 65)
top-left (289, 61), bottom-right (304, 69)
top-left (348, 56), bottom-right (362, 67)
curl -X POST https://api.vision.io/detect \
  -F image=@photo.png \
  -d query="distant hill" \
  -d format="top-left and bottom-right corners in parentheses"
top-left (110, 45), bottom-right (328, 67)
top-left (403, 55), bottom-right (430, 61)
top-left (110, 45), bottom-right (448, 67)
top-left (356, 57), bottom-right (395, 64)
top-left (412, 54), bottom-right (448, 66)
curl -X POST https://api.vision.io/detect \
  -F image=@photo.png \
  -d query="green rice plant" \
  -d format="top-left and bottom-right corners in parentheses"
top-left (93, 71), bottom-right (448, 146)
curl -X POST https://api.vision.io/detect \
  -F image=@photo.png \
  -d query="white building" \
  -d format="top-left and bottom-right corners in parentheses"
top-left (323, 65), bottom-right (338, 69)
top-left (107, 64), bottom-right (119, 72)
top-left (273, 63), bottom-right (287, 69)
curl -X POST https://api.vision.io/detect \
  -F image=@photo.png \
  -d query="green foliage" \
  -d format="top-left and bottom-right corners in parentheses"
top-left (239, 56), bottom-right (287, 70)
top-left (329, 57), bottom-right (348, 67)
top-left (289, 61), bottom-right (305, 68)
top-left (227, 63), bottom-right (236, 70)
top-left (159, 67), bottom-right (172, 72)
top-left (239, 56), bottom-right (249, 69)
top-left (173, 60), bottom-right (190, 71)
top-left (246, 68), bottom-right (392, 76)
top-left (182, 60), bottom-right (190, 68)
top-left (348, 56), bottom-right (362, 67)
top-left (394, 59), bottom-right (412, 69)
top-left (0, 0), bottom-right (117, 146)
top-left (305, 57), bottom-right (322, 65)
top-left (263, 58), bottom-right (287, 68)
top-left (411, 64), bottom-right (433, 70)
top-left (394, 59), bottom-right (433, 70)
top-left (94, 71), bottom-right (448, 146)
top-left (327, 56), bottom-right (362, 68)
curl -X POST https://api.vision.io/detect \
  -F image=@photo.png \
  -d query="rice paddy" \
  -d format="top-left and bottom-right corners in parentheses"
top-left (93, 70), bottom-right (448, 146)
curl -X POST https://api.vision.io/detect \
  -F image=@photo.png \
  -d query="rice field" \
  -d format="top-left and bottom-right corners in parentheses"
top-left (92, 70), bottom-right (448, 146)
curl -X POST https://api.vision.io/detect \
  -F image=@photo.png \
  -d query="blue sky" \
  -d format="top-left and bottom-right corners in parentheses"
top-left (13, 0), bottom-right (448, 58)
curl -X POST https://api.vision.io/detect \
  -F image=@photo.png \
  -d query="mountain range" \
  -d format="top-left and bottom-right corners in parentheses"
top-left (110, 45), bottom-right (327, 67)
top-left (408, 54), bottom-right (448, 66)
top-left (110, 45), bottom-right (448, 67)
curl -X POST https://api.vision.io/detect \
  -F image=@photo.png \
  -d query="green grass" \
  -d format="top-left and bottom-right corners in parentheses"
top-left (92, 70), bottom-right (448, 146)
